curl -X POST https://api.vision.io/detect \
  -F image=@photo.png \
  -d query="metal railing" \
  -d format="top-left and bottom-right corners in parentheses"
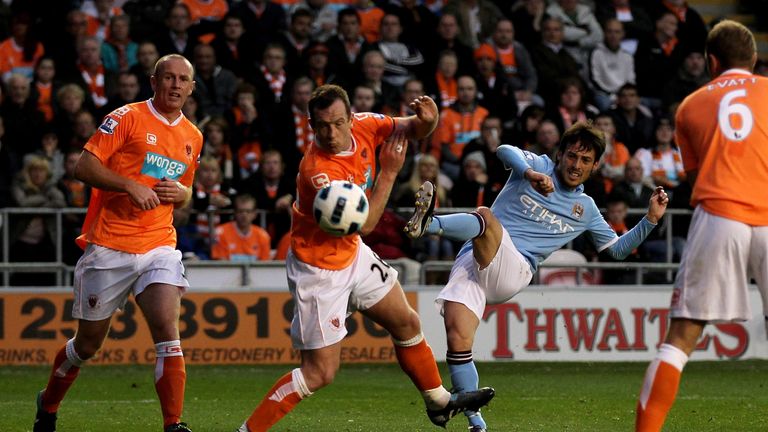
top-left (0, 206), bottom-right (693, 287)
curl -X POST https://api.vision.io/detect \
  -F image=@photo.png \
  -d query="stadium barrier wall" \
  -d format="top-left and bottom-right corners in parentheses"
top-left (1, 285), bottom-right (765, 365)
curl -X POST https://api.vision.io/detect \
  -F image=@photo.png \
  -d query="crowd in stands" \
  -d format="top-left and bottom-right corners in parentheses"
top-left (0, 0), bottom-right (765, 284)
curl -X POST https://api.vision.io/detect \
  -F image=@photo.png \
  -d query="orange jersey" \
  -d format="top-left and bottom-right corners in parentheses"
top-left (211, 221), bottom-right (271, 261)
top-left (79, 100), bottom-right (203, 253)
top-left (357, 7), bottom-right (384, 44)
top-left (675, 69), bottom-right (768, 226)
top-left (179, 0), bottom-right (229, 24)
top-left (291, 112), bottom-right (395, 270)
top-left (274, 231), bottom-right (291, 260)
top-left (0, 38), bottom-right (44, 78)
top-left (432, 105), bottom-right (488, 160)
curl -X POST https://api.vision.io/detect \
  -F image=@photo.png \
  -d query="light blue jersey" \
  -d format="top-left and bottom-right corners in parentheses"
top-left (456, 145), bottom-right (655, 272)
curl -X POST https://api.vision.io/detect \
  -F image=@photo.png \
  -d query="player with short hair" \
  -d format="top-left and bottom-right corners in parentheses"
top-left (33, 54), bottom-right (201, 432)
top-left (211, 194), bottom-right (271, 262)
top-left (236, 84), bottom-right (494, 432)
top-left (406, 121), bottom-right (669, 432)
top-left (634, 20), bottom-right (768, 431)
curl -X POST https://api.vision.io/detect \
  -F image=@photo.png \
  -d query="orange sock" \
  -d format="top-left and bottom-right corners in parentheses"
top-left (154, 340), bottom-right (186, 427)
top-left (243, 368), bottom-right (312, 432)
top-left (636, 343), bottom-right (688, 432)
top-left (42, 339), bottom-right (83, 413)
top-left (393, 333), bottom-right (449, 409)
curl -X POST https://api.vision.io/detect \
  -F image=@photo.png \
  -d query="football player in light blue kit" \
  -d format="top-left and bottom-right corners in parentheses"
top-left (405, 122), bottom-right (669, 431)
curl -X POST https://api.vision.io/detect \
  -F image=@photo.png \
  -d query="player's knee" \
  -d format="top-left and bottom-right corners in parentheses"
top-left (303, 363), bottom-right (338, 390)
top-left (474, 207), bottom-right (500, 238)
top-left (445, 325), bottom-right (474, 352)
top-left (73, 337), bottom-right (103, 360)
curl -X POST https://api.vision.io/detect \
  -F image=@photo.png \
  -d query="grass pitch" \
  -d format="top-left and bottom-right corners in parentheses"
top-left (2, 361), bottom-right (767, 431)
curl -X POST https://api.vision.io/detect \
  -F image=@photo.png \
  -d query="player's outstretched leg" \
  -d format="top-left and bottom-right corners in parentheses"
top-left (404, 181), bottom-right (486, 241)
top-left (404, 181), bottom-right (437, 238)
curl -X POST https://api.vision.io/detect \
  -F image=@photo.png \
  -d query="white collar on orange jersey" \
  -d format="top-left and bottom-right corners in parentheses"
top-left (147, 99), bottom-right (185, 126)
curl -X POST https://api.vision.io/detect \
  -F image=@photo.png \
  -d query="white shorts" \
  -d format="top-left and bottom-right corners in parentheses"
top-left (671, 206), bottom-right (768, 322)
top-left (73, 244), bottom-right (188, 321)
top-left (436, 228), bottom-right (533, 320)
top-left (287, 239), bottom-right (398, 350)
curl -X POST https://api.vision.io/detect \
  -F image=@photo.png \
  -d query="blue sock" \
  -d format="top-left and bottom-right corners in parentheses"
top-left (447, 351), bottom-right (486, 429)
top-left (427, 213), bottom-right (486, 241)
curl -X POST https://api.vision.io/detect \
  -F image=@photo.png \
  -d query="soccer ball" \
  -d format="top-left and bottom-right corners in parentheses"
top-left (313, 180), bottom-right (370, 236)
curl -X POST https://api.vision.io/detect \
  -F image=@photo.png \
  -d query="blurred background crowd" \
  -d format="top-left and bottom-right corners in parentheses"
top-left (0, 0), bottom-right (766, 285)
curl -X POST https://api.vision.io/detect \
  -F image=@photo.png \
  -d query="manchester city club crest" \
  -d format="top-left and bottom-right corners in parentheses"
top-left (571, 203), bottom-right (584, 219)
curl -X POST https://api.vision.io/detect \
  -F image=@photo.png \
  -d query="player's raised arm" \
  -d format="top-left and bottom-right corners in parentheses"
top-left (496, 145), bottom-right (555, 196)
top-left (75, 150), bottom-right (160, 211)
top-left (360, 130), bottom-right (407, 235)
top-left (601, 186), bottom-right (669, 260)
top-left (397, 95), bottom-right (439, 140)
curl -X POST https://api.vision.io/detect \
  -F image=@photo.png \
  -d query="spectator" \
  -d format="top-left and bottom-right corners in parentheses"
top-left (635, 117), bottom-right (686, 190)
top-left (546, 0), bottom-right (603, 72)
top-left (393, 154), bottom-right (453, 261)
top-left (599, 193), bottom-right (641, 284)
top-left (82, 0), bottom-right (123, 42)
top-left (428, 13), bottom-right (475, 77)
top-left (210, 13), bottom-right (248, 78)
top-left (595, 113), bottom-right (630, 193)
top-left (662, 48), bottom-right (709, 113)
top-left (67, 36), bottom-right (117, 110)
top-left (647, 0), bottom-right (708, 49)
top-left (69, 110), bottom-right (97, 151)
top-left (530, 16), bottom-right (583, 108)
top-left (0, 73), bottom-right (45, 163)
top-left (357, 50), bottom-right (399, 111)
top-left (548, 77), bottom-right (598, 135)
top-left (325, 8), bottom-right (376, 88)
top-left (452, 150), bottom-right (492, 207)
top-left (225, 82), bottom-right (273, 182)
top-left (273, 8), bottom-right (314, 76)
top-left (98, 71), bottom-right (141, 119)
top-left (182, 91), bottom-right (211, 130)
top-left (510, 0), bottom-right (547, 49)
top-left (461, 115), bottom-right (508, 197)
top-left (289, 0), bottom-right (337, 43)
top-left (0, 11), bottom-right (45, 81)
top-left (384, 0), bottom-right (438, 54)
top-left (510, 104), bottom-right (546, 149)
top-left (173, 204), bottom-right (207, 261)
top-left (425, 49), bottom-right (460, 110)
top-left (211, 194), bottom-right (272, 262)
top-left (24, 129), bottom-right (65, 184)
top-left (129, 40), bottom-right (159, 100)
top-left (472, 43), bottom-right (517, 129)
top-left (153, 3), bottom-right (200, 59)
top-left (442, 0), bottom-right (503, 49)
top-left (52, 84), bottom-right (87, 151)
top-left (609, 83), bottom-right (654, 154)
top-left (56, 149), bottom-right (90, 265)
top-left (590, 18), bottom-right (635, 112)
top-left (179, 0), bottom-right (229, 29)
top-left (354, 0), bottom-right (385, 44)
top-left (31, 57), bottom-right (59, 123)
top-left (192, 43), bottom-right (238, 117)
top-left (9, 155), bottom-right (66, 285)
top-left (376, 13), bottom-right (424, 88)
top-left (301, 42), bottom-right (337, 87)
top-left (239, 150), bottom-right (295, 247)
top-left (232, 0), bottom-right (287, 61)
top-left (193, 155), bottom-right (236, 244)
top-left (634, 11), bottom-right (687, 112)
top-left (270, 76), bottom-right (315, 175)
top-left (612, 157), bottom-right (655, 226)
top-left (527, 119), bottom-right (560, 159)
top-left (101, 15), bottom-right (138, 73)
top-left (431, 75), bottom-right (488, 180)
top-left (202, 117), bottom-right (235, 182)
top-left (46, 10), bottom-right (89, 83)
top-left (361, 208), bottom-right (411, 260)
top-left (0, 117), bottom-right (16, 209)
top-left (383, 78), bottom-right (427, 180)
top-left (351, 84), bottom-right (376, 113)
top-left (251, 43), bottom-right (292, 113)
top-left (488, 19), bottom-right (541, 113)
top-left (595, 0), bottom-right (653, 55)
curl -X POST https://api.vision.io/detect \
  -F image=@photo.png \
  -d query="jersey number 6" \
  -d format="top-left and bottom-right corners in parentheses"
top-left (718, 89), bottom-right (754, 142)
